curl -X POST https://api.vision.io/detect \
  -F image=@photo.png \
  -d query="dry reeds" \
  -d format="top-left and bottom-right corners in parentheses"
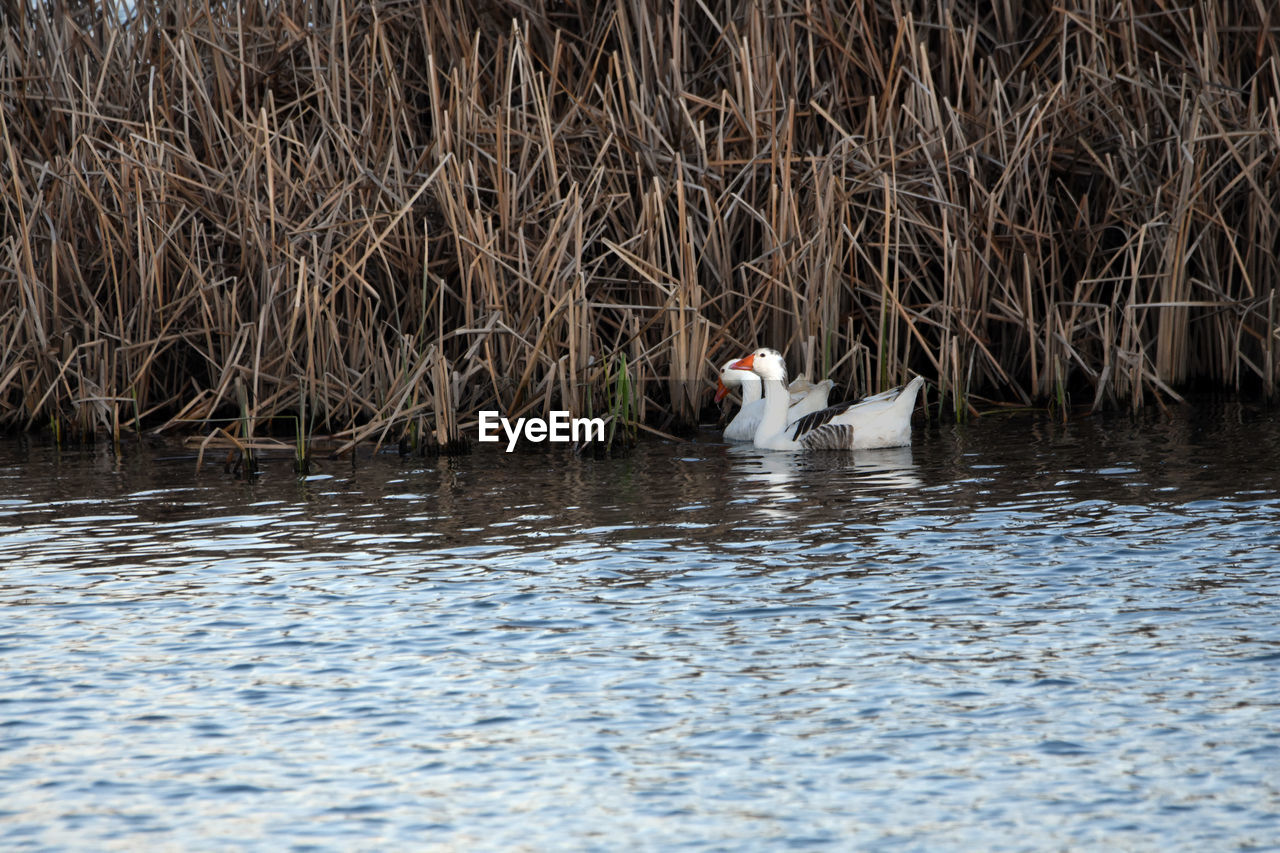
top-left (1, 0), bottom-right (1277, 446)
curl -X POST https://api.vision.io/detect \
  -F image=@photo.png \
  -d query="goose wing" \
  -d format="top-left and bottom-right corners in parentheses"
top-left (798, 423), bottom-right (856, 451)
top-left (857, 384), bottom-right (905, 404)
top-left (789, 401), bottom-right (856, 441)
top-left (788, 383), bottom-right (911, 445)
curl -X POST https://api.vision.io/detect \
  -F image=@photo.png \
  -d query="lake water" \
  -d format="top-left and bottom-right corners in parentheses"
top-left (2, 402), bottom-right (1278, 851)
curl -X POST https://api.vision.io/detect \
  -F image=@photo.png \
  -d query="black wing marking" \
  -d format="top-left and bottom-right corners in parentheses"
top-left (790, 383), bottom-right (909, 441)
top-left (790, 401), bottom-right (853, 440)
top-left (799, 423), bottom-right (856, 451)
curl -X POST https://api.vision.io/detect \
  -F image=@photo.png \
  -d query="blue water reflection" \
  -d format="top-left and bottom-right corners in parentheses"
top-left (1, 403), bottom-right (1278, 850)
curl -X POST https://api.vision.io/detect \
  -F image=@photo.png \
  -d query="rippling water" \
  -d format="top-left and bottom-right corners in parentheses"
top-left (2, 402), bottom-right (1278, 850)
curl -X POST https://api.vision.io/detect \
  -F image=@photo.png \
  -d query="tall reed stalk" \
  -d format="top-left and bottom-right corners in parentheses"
top-left (2, 1), bottom-right (1276, 444)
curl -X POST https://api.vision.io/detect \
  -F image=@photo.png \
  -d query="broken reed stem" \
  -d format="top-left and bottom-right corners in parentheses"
top-left (2, 0), bottom-right (1278, 446)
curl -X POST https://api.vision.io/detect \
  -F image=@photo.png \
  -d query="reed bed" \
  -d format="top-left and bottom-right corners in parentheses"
top-left (2, 0), bottom-right (1277, 448)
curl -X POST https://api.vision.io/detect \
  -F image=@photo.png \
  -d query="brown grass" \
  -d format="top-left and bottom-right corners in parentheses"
top-left (2, 0), bottom-right (1277, 447)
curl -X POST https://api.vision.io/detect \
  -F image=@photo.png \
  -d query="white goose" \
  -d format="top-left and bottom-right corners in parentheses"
top-left (715, 359), bottom-right (834, 442)
top-left (729, 348), bottom-right (925, 450)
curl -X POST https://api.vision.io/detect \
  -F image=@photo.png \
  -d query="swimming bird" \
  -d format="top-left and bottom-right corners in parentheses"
top-left (729, 348), bottom-right (925, 450)
top-left (715, 359), bottom-right (834, 442)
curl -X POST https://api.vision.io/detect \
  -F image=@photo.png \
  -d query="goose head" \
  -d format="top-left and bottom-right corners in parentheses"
top-left (729, 348), bottom-right (788, 383)
top-left (714, 358), bottom-right (758, 403)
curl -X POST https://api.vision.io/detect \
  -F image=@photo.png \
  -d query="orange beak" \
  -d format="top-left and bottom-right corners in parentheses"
top-left (713, 379), bottom-right (730, 403)
top-left (728, 354), bottom-right (755, 372)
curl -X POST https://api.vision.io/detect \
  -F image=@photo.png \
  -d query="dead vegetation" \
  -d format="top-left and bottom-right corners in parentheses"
top-left (2, 0), bottom-right (1277, 448)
